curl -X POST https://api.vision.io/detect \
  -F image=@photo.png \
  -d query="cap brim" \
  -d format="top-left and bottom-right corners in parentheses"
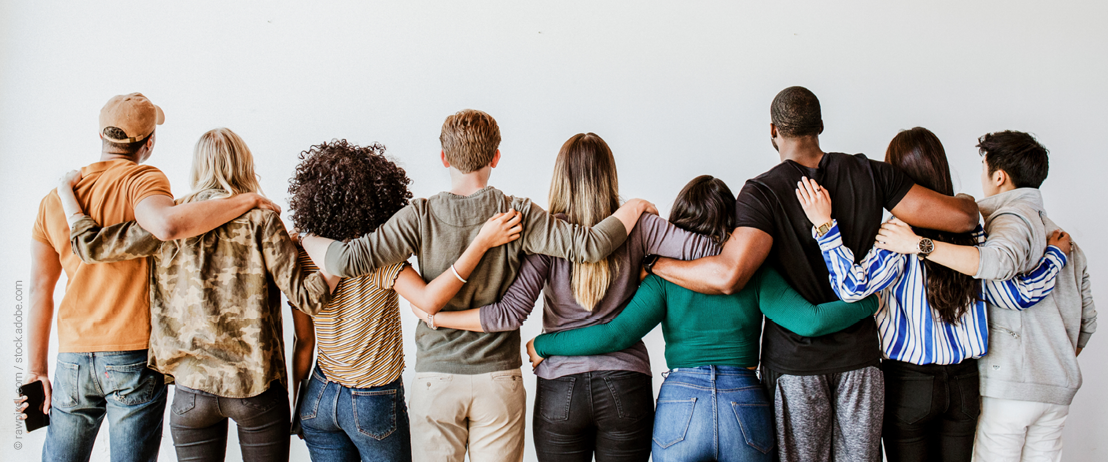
top-left (154, 105), bottom-right (165, 125)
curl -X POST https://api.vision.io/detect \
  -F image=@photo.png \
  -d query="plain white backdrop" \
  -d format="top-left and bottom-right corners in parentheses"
top-left (2, 1), bottom-right (1105, 460)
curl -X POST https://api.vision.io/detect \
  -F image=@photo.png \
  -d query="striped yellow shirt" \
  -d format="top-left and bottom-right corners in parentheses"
top-left (298, 251), bottom-right (406, 388)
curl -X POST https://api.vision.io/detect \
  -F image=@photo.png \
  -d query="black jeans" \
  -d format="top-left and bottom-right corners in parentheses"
top-left (881, 359), bottom-right (980, 462)
top-left (533, 370), bottom-right (654, 462)
top-left (170, 385), bottom-right (291, 462)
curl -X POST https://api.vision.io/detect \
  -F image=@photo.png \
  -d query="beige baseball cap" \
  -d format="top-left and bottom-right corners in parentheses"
top-left (99, 93), bottom-right (165, 143)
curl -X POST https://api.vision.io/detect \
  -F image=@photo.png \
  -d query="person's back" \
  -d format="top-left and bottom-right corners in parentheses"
top-left (305, 110), bottom-right (652, 462)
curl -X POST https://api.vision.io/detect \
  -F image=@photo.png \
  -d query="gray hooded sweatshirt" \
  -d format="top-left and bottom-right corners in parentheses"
top-left (975, 188), bottom-right (1097, 405)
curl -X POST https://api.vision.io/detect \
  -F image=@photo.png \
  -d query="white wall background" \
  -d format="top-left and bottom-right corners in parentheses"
top-left (2, 1), bottom-right (1105, 460)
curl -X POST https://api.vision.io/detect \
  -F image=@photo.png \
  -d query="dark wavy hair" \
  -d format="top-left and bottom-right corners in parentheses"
top-left (977, 130), bottom-right (1049, 189)
top-left (886, 127), bottom-right (979, 325)
top-left (669, 175), bottom-right (736, 245)
top-left (287, 140), bottom-right (413, 241)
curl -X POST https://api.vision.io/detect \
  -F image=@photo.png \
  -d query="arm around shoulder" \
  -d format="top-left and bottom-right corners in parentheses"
top-left (652, 227), bottom-right (772, 295)
top-left (890, 185), bottom-right (978, 234)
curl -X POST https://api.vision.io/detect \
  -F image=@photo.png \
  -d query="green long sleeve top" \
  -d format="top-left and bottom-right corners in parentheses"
top-left (533, 268), bottom-right (879, 369)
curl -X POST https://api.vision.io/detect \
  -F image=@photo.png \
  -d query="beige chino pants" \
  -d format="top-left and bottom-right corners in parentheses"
top-left (410, 369), bottom-right (527, 462)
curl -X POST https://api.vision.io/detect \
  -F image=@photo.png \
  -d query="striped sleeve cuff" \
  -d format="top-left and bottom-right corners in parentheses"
top-left (814, 221), bottom-right (843, 252)
top-left (1044, 245), bottom-right (1068, 268)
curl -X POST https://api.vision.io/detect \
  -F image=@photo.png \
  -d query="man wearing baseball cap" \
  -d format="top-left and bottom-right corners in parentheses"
top-left (20, 93), bottom-right (280, 461)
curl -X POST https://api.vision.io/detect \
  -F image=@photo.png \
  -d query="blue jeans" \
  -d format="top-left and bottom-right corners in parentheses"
top-left (652, 366), bottom-right (774, 462)
top-left (44, 350), bottom-right (167, 462)
top-left (298, 367), bottom-right (412, 462)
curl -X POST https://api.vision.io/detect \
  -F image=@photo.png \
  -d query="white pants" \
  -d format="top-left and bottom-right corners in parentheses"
top-left (409, 369), bottom-right (527, 462)
top-left (973, 397), bottom-right (1069, 462)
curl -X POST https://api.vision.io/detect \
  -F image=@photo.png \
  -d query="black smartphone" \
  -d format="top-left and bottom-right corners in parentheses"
top-left (18, 381), bottom-right (50, 432)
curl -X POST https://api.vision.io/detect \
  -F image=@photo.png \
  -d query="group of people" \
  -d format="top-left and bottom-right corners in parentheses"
top-left (16, 86), bottom-right (1096, 462)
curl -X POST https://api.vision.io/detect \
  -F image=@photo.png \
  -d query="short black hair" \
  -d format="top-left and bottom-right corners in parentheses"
top-left (669, 175), bottom-right (736, 245)
top-left (977, 131), bottom-right (1049, 189)
top-left (771, 86), bottom-right (822, 138)
top-left (102, 126), bottom-right (152, 154)
top-left (288, 140), bottom-right (413, 241)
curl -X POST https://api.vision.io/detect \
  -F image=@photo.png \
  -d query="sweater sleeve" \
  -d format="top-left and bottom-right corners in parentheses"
top-left (478, 254), bottom-right (552, 332)
top-left (755, 268), bottom-right (880, 337)
top-left (638, 213), bottom-right (721, 260)
top-left (976, 212), bottom-right (1036, 280)
top-left (69, 215), bottom-right (161, 263)
top-left (983, 246), bottom-right (1067, 311)
top-left (816, 221), bottom-right (906, 302)
top-left (533, 275), bottom-right (667, 357)
top-left (324, 204), bottom-right (421, 278)
top-left (1076, 244), bottom-right (1098, 349)
top-left (520, 202), bottom-right (628, 264)
top-left (261, 212), bottom-right (334, 316)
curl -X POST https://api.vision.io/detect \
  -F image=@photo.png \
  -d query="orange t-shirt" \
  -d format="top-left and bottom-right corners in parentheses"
top-left (32, 159), bottom-right (172, 352)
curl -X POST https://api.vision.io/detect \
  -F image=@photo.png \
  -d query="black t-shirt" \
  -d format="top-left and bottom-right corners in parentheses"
top-left (735, 152), bottom-right (914, 375)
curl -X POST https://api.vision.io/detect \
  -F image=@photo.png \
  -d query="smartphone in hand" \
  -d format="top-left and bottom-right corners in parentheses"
top-left (18, 381), bottom-right (50, 432)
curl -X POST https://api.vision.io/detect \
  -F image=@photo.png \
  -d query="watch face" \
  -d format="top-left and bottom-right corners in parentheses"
top-left (919, 238), bottom-right (935, 255)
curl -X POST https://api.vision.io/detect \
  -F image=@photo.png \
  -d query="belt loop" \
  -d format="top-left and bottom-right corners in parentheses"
top-left (710, 365), bottom-right (716, 382)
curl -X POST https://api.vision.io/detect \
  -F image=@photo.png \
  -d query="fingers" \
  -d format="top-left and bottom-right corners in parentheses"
top-left (643, 202), bottom-right (659, 216)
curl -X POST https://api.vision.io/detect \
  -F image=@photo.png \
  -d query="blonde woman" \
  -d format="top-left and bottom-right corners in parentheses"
top-left (414, 133), bottom-right (719, 461)
top-left (55, 128), bottom-right (338, 462)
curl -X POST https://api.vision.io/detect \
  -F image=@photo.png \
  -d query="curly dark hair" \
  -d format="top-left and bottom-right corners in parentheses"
top-left (288, 139), bottom-right (413, 241)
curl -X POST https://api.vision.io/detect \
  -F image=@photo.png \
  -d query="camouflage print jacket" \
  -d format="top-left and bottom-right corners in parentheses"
top-left (69, 195), bottom-right (333, 398)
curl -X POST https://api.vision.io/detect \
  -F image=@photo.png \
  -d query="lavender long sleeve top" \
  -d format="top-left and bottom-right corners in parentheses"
top-left (479, 213), bottom-right (721, 379)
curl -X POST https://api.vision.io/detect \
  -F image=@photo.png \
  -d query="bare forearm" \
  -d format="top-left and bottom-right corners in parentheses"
top-left (892, 186), bottom-right (978, 233)
top-left (136, 194), bottom-right (263, 241)
top-left (431, 309), bottom-right (485, 332)
top-left (926, 241), bottom-right (981, 276)
top-left (28, 289), bottom-right (54, 374)
top-left (652, 256), bottom-right (750, 295)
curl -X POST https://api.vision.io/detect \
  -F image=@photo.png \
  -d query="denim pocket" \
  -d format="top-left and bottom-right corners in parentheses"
top-left (536, 377), bottom-right (575, 422)
top-left (105, 360), bottom-right (161, 406)
top-left (53, 360), bottom-right (80, 409)
top-left (172, 389), bottom-right (196, 416)
top-left (652, 398), bottom-right (696, 449)
top-left (604, 373), bottom-right (654, 421)
top-left (731, 402), bottom-right (774, 454)
top-left (242, 387), bottom-right (282, 413)
top-left (299, 375), bottom-right (328, 421)
top-left (352, 389), bottom-right (398, 440)
top-left (886, 374), bottom-right (934, 425)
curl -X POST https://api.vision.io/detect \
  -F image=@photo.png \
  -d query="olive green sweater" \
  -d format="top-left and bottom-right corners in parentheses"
top-left (534, 269), bottom-right (879, 369)
top-left (324, 186), bottom-right (629, 374)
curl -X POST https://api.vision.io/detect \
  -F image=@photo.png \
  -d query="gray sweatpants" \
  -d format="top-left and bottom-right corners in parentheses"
top-left (761, 365), bottom-right (884, 462)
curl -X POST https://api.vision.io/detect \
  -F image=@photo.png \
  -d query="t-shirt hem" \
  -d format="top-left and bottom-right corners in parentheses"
top-left (59, 342), bottom-right (151, 353)
top-left (761, 357), bottom-right (881, 376)
top-left (413, 359), bottom-right (523, 375)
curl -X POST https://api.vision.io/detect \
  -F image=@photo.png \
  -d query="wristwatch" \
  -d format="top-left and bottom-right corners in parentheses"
top-left (815, 220), bottom-right (834, 238)
top-left (643, 254), bottom-right (660, 275)
top-left (917, 237), bottom-right (935, 258)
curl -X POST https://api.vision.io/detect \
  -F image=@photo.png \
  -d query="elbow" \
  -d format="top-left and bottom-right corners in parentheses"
top-left (715, 268), bottom-right (747, 296)
top-left (145, 219), bottom-right (181, 241)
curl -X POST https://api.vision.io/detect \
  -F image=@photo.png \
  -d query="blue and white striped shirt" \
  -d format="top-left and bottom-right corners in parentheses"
top-left (815, 222), bottom-right (1067, 365)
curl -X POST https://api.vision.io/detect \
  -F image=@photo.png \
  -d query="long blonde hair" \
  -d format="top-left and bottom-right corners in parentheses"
top-left (548, 133), bottom-right (621, 311)
top-left (178, 128), bottom-right (263, 204)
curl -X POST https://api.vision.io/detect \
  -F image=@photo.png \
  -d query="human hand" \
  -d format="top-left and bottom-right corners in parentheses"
top-left (14, 372), bottom-right (52, 418)
top-left (477, 210), bottom-right (523, 249)
top-left (1047, 229), bottom-right (1072, 255)
top-left (246, 193), bottom-right (282, 214)
top-left (875, 218), bottom-right (923, 255)
top-left (624, 198), bottom-right (659, 217)
top-left (526, 338), bottom-right (544, 369)
top-left (795, 177), bottom-right (832, 227)
top-left (58, 170), bottom-right (82, 190)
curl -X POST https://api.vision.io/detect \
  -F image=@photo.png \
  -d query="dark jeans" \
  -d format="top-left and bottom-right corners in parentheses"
top-left (44, 350), bottom-right (167, 462)
top-left (170, 384), bottom-right (291, 462)
top-left (298, 367), bottom-right (412, 462)
top-left (881, 359), bottom-right (980, 462)
top-left (533, 370), bottom-right (654, 462)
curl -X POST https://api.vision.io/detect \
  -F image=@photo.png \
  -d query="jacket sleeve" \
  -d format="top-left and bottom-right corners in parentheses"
top-left (816, 222), bottom-right (906, 302)
top-left (983, 246), bottom-right (1066, 311)
top-left (478, 254), bottom-right (551, 332)
top-left (756, 268), bottom-right (880, 337)
top-left (1076, 244), bottom-right (1098, 349)
top-left (976, 213), bottom-right (1037, 280)
top-left (69, 215), bottom-right (161, 263)
top-left (262, 212), bottom-right (334, 315)
top-left (324, 204), bottom-right (421, 278)
top-left (520, 202), bottom-right (628, 264)
top-left (533, 275), bottom-right (667, 357)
